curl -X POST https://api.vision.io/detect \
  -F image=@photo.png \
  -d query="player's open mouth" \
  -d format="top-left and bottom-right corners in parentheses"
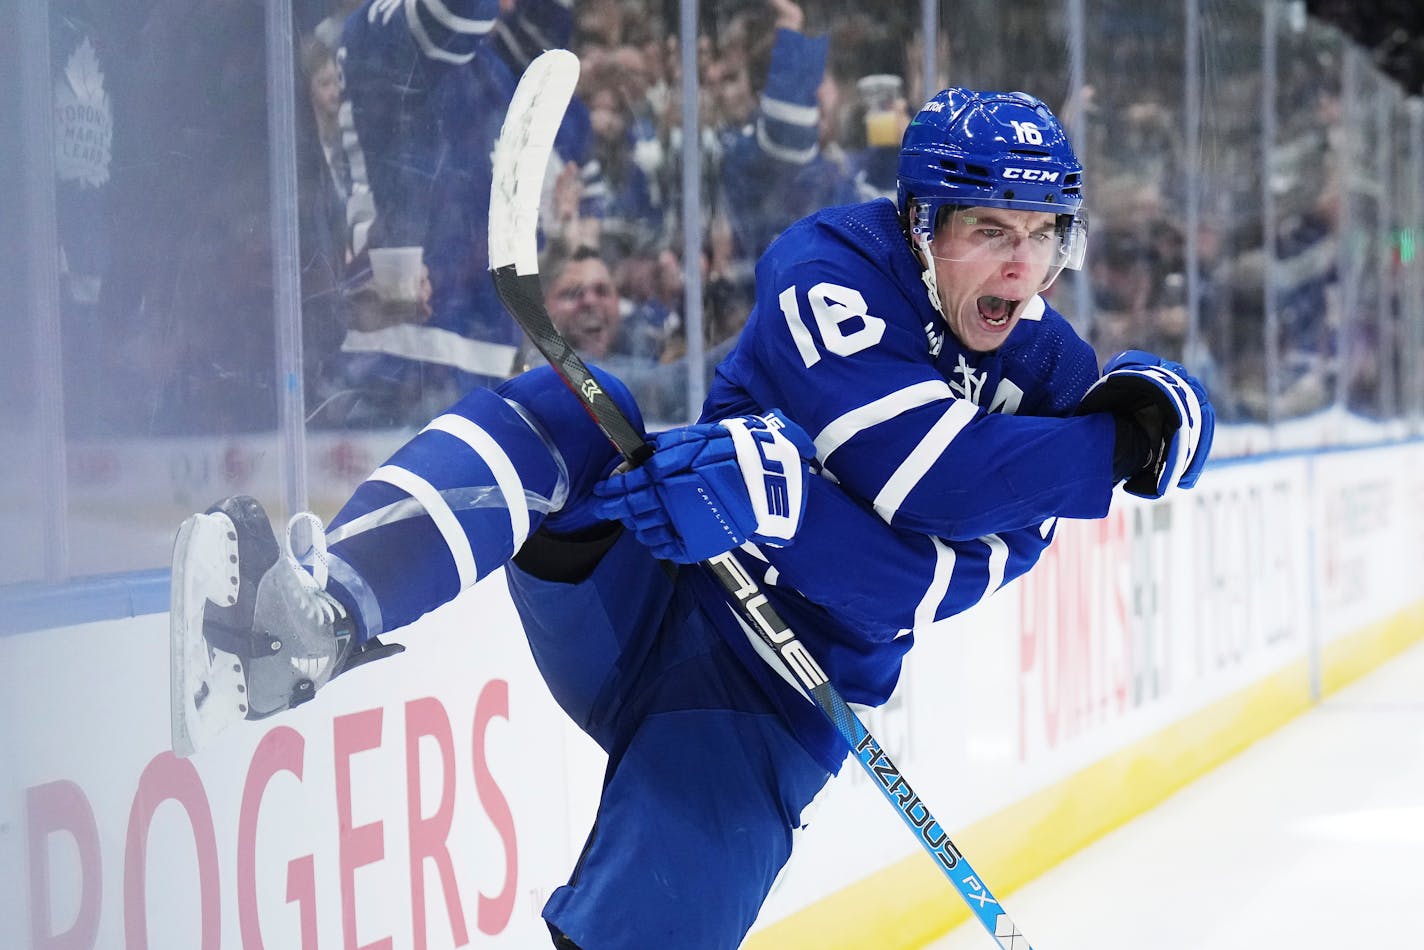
top-left (976, 295), bottom-right (1019, 327)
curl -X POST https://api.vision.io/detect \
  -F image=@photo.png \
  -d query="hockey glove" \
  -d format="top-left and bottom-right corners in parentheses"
top-left (591, 410), bottom-right (817, 563)
top-left (1077, 349), bottom-right (1215, 499)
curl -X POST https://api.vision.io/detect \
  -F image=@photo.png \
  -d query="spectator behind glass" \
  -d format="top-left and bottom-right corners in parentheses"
top-left (573, 0), bottom-right (624, 50)
top-left (822, 12), bottom-right (917, 202)
top-left (841, 73), bottom-right (910, 202)
top-left (545, 244), bottom-right (627, 360)
top-left (704, 0), bottom-right (831, 317)
top-left (534, 242), bottom-right (713, 424)
top-left (297, 37), bottom-right (359, 420)
top-left (615, 246), bottom-right (685, 365)
top-left (540, 242), bottom-right (670, 365)
top-left (579, 47), bottom-right (667, 262)
top-left (332, 0), bottom-right (606, 425)
top-left (302, 38), bottom-right (349, 200)
top-left (1089, 226), bottom-right (1157, 361)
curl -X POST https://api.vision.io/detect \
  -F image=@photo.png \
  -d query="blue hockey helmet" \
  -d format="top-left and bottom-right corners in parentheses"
top-left (898, 88), bottom-right (1087, 288)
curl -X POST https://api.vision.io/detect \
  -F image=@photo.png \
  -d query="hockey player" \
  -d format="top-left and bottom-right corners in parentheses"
top-left (171, 88), bottom-right (1212, 949)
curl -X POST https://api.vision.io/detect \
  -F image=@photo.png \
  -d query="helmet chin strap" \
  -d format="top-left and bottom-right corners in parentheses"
top-left (905, 199), bottom-right (951, 316)
top-left (910, 208), bottom-right (945, 316)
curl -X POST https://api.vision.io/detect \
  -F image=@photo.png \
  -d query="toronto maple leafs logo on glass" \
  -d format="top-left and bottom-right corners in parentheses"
top-left (54, 38), bottom-right (111, 189)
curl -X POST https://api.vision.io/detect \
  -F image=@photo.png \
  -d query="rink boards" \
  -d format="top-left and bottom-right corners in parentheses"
top-left (2, 438), bottom-right (1422, 949)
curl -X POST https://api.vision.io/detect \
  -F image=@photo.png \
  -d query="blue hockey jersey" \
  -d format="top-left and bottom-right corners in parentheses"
top-left (697, 198), bottom-right (1119, 764)
top-left (318, 199), bottom-right (1122, 775)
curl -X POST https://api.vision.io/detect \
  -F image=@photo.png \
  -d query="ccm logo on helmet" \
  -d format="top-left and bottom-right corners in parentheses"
top-left (1002, 168), bottom-right (1060, 182)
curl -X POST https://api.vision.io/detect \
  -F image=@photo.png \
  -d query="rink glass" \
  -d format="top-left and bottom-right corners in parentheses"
top-left (3, 0), bottom-right (1423, 588)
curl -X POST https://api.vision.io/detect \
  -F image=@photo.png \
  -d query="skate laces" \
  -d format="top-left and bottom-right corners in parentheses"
top-left (284, 512), bottom-right (345, 625)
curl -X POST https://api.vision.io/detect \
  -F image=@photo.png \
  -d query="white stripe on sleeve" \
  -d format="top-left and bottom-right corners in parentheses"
top-left (759, 95), bottom-right (820, 127)
top-left (981, 533), bottom-right (1008, 598)
top-left (405, 0), bottom-right (480, 64)
top-left (914, 536), bottom-right (957, 629)
top-left (813, 380), bottom-right (953, 462)
top-left (369, 464), bottom-right (478, 587)
top-left (754, 122), bottom-right (818, 164)
top-left (872, 398), bottom-right (979, 523)
top-left (424, 414), bottom-right (531, 550)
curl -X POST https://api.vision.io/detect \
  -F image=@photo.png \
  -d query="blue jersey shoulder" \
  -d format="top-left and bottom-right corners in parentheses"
top-left (705, 199), bottom-right (935, 419)
top-left (760, 198), bottom-right (927, 318)
top-left (999, 301), bottom-right (1101, 413)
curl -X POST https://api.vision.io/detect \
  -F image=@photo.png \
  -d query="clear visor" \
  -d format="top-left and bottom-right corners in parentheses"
top-left (915, 204), bottom-right (1088, 292)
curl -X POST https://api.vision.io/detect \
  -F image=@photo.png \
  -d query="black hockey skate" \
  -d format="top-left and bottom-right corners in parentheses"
top-left (169, 495), bottom-right (402, 756)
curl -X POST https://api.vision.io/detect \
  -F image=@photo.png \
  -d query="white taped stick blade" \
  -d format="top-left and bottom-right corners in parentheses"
top-left (489, 49), bottom-right (580, 276)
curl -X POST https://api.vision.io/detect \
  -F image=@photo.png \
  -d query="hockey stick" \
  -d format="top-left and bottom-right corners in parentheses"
top-left (490, 50), bottom-right (1033, 950)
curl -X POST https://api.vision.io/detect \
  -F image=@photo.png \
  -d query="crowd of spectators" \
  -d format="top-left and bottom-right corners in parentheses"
top-left (39, 0), bottom-right (1421, 440)
top-left (285, 0), bottom-right (935, 427)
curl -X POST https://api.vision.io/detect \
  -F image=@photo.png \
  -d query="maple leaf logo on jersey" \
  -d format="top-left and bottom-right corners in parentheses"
top-left (54, 38), bottom-right (111, 189)
top-left (949, 354), bottom-right (987, 404)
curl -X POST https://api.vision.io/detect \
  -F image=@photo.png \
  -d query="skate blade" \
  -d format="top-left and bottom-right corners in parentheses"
top-left (170, 511), bottom-right (249, 756)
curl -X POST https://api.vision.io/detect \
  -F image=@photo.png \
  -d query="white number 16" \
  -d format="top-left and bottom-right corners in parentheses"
top-left (778, 282), bottom-right (886, 367)
top-left (1010, 120), bottom-right (1043, 145)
